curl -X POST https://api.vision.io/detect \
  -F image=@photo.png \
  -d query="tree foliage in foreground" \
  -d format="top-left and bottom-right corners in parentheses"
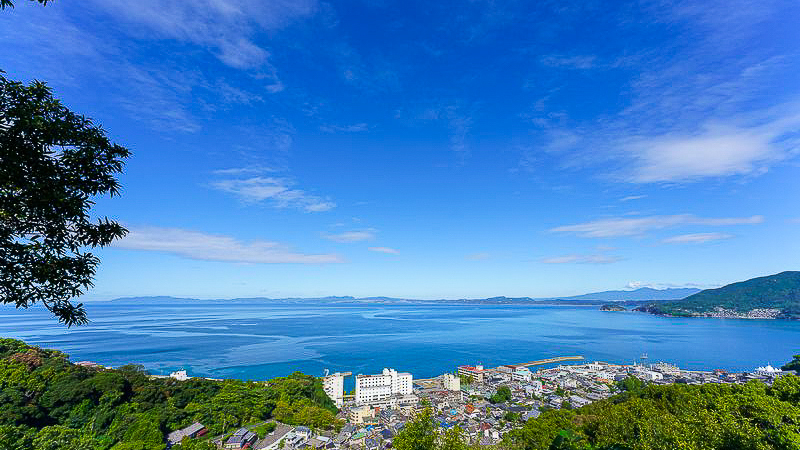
top-left (506, 376), bottom-right (800, 450)
top-left (393, 409), bottom-right (471, 450)
top-left (0, 0), bottom-right (51, 9)
top-left (0, 338), bottom-right (339, 450)
top-left (783, 355), bottom-right (800, 374)
top-left (1, 73), bottom-right (130, 326)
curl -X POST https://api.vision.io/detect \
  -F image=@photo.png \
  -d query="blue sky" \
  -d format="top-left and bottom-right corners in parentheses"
top-left (3, 0), bottom-right (799, 299)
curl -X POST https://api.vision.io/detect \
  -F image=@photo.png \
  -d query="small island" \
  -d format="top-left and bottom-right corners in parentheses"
top-left (600, 304), bottom-right (627, 311)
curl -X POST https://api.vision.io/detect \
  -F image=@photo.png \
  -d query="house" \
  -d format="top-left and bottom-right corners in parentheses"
top-left (253, 424), bottom-right (293, 450)
top-left (170, 370), bottom-right (190, 381)
top-left (568, 395), bottom-right (591, 408)
top-left (167, 422), bottom-right (206, 447)
top-left (306, 436), bottom-right (332, 449)
top-left (226, 428), bottom-right (258, 449)
top-left (521, 409), bottom-right (540, 421)
top-left (283, 431), bottom-right (309, 449)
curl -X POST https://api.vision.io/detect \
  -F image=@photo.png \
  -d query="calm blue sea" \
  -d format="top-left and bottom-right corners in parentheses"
top-left (2, 300), bottom-right (798, 384)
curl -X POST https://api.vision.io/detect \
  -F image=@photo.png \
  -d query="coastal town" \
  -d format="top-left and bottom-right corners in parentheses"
top-left (166, 358), bottom-right (789, 450)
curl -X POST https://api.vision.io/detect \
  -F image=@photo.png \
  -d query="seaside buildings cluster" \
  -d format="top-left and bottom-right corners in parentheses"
top-left (165, 358), bottom-right (789, 450)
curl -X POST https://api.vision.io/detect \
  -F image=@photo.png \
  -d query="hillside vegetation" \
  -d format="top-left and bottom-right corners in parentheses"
top-left (504, 378), bottom-right (800, 450)
top-left (0, 338), bottom-right (338, 450)
top-left (636, 271), bottom-right (800, 318)
top-left (389, 374), bottom-right (800, 450)
top-left (3, 338), bottom-right (800, 450)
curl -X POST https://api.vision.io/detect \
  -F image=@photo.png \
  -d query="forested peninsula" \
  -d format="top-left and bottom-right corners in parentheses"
top-left (635, 271), bottom-right (800, 319)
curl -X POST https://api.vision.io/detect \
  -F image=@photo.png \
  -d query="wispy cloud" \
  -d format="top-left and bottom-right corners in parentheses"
top-left (526, 0), bottom-right (800, 185)
top-left (626, 281), bottom-right (713, 290)
top-left (115, 226), bottom-right (342, 264)
top-left (662, 232), bottom-right (734, 244)
top-left (401, 102), bottom-right (474, 162)
top-left (551, 214), bottom-right (763, 238)
top-left (466, 252), bottom-right (491, 261)
top-left (540, 254), bottom-right (623, 264)
top-left (0, 4), bottom-right (279, 134)
top-left (323, 229), bottom-right (377, 243)
top-left (626, 119), bottom-right (797, 183)
top-left (211, 176), bottom-right (335, 212)
top-left (369, 247), bottom-right (399, 254)
top-left (91, 0), bottom-right (316, 76)
top-left (539, 55), bottom-right (598, 70)
top-left (320, 123), bottom-right (369, 133)
top-left (620, 195), bottom-right (646, 202)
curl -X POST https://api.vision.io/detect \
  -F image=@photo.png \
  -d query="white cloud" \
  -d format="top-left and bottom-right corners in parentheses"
top-left (626, 281), bottom-right (712, 290)
top-left (115, 226), bottom-right (342, 264)
top-left (402, 102), bottom-right (474, 161)
top-left (620, 195), bottom-right (646, 202)
top-left (323, 229), bottom-right (377, 243)
top-left (662, 232), bottom-right (734, 244)
top-left (539, 55), bottom-right (597, 70)
top-left (213, 167), bottom-right (276, 176)
top-left (320, 123), bottom-right (369, 133)
top-left (211, 176), bottom-right (335, 212)
top-left (627, 124), bottom-right (787, 183)
top-left (551, 214), bottom-right (763, 238)
top-left (526, 0), bottom-right (800, 185)
top-left (540, 254), bottom-right (623, 264)
top-left (91, 0), bottom-right (316, 75)
top-left (369, 247), bottom-right (399, 254)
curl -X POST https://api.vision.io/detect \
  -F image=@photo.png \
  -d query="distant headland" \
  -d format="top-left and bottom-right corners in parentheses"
top-left (635, 271), bottom-right (800, 320)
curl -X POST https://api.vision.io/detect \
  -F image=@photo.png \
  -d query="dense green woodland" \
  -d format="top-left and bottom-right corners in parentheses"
top-left (3, 338), bottom-right (800, 450)
top-left (392, 377), bottom-right (800, 450)
top-left (0, 338), bottom-right (338, 450)
top-left (504, 378), bottom-right (800, 450)
top-left (637, 271), bottom-right (800, 318)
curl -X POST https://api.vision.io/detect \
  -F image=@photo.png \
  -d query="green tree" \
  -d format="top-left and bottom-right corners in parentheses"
top-left (0, 0), bottom-right (51, 9)
top-left (548, 430), bottom-right (590, 450)
top-left (392, 409), bottom-right (436, 450)
top-left (31, 425), bottom-right (95, 450)
top-left (175, 438), bottom-right (216, 450)
top-left (490, 385), bottom-right (512, 404)
top-left (438, 426), bottom-right (468, 450)
top-left (782, 355), bottom-right (800, 374)
top-left (614, 375), bottom-right (643, 393)
top-left (1, 73), bottom-right (130, 325)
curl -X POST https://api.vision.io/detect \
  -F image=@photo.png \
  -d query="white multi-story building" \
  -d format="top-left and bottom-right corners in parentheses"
top-left (512, 368), bottom-right (532, 382)
top-left (323, 373), bottom-right (346, 407)
top-left (458, 365), bottom-right (486, 383)
top-left (355, 368), bottom-right (412, 405)
top-left (443, 373), bottom-right (460, 391)
top-left (170, 370), bottom-right (189, 381)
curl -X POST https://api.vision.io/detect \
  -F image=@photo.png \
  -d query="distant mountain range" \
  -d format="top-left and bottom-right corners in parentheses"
top-left (635, 271), bottom-right (800, 319)
top-left (106, 287), bottom-right (700, 305)
top-left (553, 287), bottom-right (701, 301)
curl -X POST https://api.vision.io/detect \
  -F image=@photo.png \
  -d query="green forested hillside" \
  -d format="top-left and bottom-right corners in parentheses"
top-left (636, 271), bottom-right (800, 318)
top-left (4, 337), bottom-right (800, 450)
top-left (389, 375), bottom-right (800, 450)
top-left (0, 338), bottom-right (338, 450)
top-left (504, 378), bottom-right (800, 450)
